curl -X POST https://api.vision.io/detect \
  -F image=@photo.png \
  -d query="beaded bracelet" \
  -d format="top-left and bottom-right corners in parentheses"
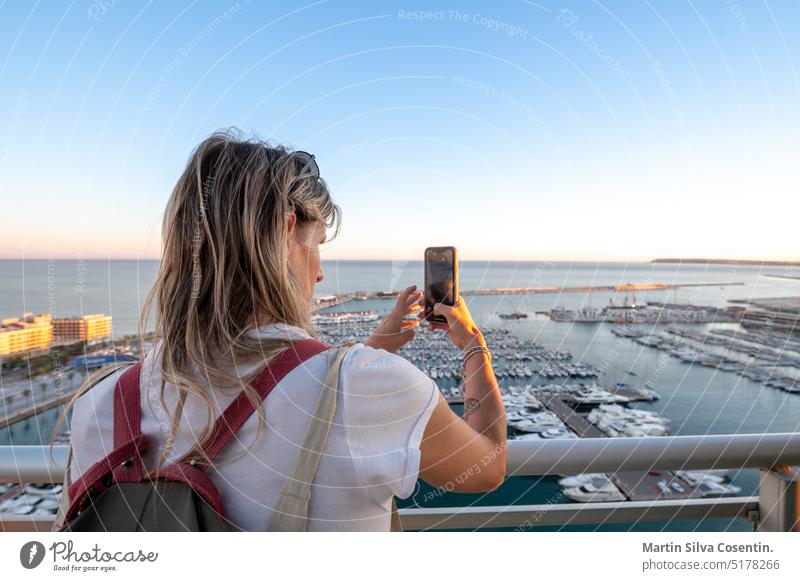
top-left (461, 345), bottom-right (491, 380)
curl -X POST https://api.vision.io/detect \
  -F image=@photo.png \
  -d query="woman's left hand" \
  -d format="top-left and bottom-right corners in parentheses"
top-left (364, 285), bottom-right (423, 353)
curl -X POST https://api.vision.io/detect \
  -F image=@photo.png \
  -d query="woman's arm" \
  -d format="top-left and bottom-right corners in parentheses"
top-left (417, 297), bottom-right (506, 492)
top-left (460, 333), bottom-right (506, 449)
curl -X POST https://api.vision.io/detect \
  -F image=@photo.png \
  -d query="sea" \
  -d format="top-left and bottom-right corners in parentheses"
top-left (1, 258), bottom-right (799, 531)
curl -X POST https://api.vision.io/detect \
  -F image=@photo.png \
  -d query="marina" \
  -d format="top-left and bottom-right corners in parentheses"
top-left (2, 260), bottom-right (798, 530)
top-left (332, 298), bottom-right (778, 503)
top-left (547, 299), bottom-right (741, 324)
top-left (0, 293), bottom-right (786, 513)
top-left (502, 386), bottom-right (740, 502)
top-left (318, 319), bottom-right (744, 504)
top-left (610, 324), bottom-right (800, 394)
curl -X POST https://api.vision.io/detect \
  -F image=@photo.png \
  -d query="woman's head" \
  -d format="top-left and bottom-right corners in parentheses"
top-left (141, 129), bottom-right (340, 466)
top-left (161, 129), bottom-right (339, 327)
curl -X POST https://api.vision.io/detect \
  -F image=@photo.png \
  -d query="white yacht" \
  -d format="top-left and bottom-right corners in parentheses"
top-left (33, 497), bottom-right (61, 512)
top-left (674, 470), bottom-right (728, 486)
top-left (10, 504), bottom-right (37, 515)
top-left (564, 481), bottom-right (626, 503)
top-left (558, 473), bottom-right (608, 488)
top-left (587, 404), bottom-right (671, 437)
top-left (570, 385), bottom-right (630, 405)
top-left (506, 410), bottom-right (531, 422)
top-left (539, 427), bottom-right (577, 439)
top-left (636, 335), bottom-right (664, 347)
top-left (23, 483), bottom-right (63, 497)
top-left (508, 411), bottom-right (563, 433)
top-left (697, 481), bottom-right (742, 497)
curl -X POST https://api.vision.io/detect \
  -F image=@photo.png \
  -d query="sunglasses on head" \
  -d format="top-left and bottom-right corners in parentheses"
top-left (286, 151), bottom-right (320, 213)
top-left (293, 151), bottom-right (319, 180)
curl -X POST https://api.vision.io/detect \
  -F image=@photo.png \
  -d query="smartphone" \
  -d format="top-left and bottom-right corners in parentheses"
top-left (424, 246), bottom-right (458, 324)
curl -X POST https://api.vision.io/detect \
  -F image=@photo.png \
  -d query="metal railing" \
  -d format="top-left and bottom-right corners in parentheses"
top-left (2, 433), bottom-right (799, 532)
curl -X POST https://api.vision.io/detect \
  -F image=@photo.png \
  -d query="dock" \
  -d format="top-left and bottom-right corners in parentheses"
top-left (463, 281), bottom-right (744, 296)
top-left (536, 394), bottom-right (709, 501)
top-left (538, 394), bottom-right (607, 438)
top-left (611, 471), bottom-right (695, 501)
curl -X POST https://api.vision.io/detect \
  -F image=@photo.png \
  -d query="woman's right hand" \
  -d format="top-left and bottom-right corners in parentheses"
top-left (423, 294), bottom-right (485, 350)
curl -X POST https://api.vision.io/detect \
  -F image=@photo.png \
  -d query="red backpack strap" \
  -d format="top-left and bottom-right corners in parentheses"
top-left (166, 337), bottom-right (330, 472)
top-left (66, 363), bottom-right (148, 521)
top-left (111, 361), bottom-right (149, 484)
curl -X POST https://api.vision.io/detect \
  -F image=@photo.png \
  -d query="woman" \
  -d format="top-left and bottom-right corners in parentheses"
top-left (55, 129), bottom-right (506, 531)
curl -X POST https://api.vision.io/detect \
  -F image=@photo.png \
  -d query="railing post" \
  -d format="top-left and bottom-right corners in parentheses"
top-left (757, 466), bottom-right (800, 532)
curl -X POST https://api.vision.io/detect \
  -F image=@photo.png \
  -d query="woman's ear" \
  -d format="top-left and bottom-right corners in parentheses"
top-left (285, 211), bottom-right (298, 258)
top-left (286, 211), bottom-right (297, 237)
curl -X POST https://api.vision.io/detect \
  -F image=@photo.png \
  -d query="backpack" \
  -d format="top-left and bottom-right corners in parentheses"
top-left (51, 338), bottom-right (403, 531)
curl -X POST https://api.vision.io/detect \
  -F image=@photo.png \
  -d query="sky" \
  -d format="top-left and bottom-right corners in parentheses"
top-left (0, 0), bottom-right (798, 262)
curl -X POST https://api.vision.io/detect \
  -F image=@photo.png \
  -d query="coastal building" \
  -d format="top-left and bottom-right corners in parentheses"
top-left (313, 294), bottom-right (337, 305)
top-left (52, 313), bottom-right (112, 342)
top-left (0, 312), bottom-right (53, 358)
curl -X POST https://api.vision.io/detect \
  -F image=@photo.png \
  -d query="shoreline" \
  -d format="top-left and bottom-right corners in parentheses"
top-left (653, 258), bottom-right (800, 267)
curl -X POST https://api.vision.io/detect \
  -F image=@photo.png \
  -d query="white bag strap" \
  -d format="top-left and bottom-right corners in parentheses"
top-left (267, 343), bottom-right (352, 531)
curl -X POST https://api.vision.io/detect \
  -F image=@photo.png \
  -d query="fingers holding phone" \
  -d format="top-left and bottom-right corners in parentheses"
top-left (427, 295), bottom-right (485, 350)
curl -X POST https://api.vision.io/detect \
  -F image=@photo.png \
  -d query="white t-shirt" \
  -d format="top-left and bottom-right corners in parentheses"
top-left (68, 323), bottom-right (439, 531)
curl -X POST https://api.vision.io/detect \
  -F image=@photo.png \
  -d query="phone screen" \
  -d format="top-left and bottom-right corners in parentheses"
top-left (424, 247), bottom-right (457, 322)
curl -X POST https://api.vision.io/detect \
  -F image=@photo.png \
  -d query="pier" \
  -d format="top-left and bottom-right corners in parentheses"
top-left (538, 394), bottom-right (607, 438)
top-left (611, 471), bottom-right (695, 501)
top-left (313, 281), bottom-right (746, 313)
top-left (463, 281), bottom-right (744, 296)
top-left (536, 394), bottom-right (710, 501)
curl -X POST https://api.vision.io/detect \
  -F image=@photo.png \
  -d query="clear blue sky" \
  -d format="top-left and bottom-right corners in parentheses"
top-left (1, 1), bottom-right (798, 261)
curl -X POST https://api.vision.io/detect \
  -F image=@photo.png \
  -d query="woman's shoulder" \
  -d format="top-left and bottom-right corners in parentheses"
top-left (72, 363), bottom-right (138, 417)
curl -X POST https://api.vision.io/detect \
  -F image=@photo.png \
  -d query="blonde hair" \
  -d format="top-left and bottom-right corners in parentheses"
top-left (51, 128), bottom-right (341, 474)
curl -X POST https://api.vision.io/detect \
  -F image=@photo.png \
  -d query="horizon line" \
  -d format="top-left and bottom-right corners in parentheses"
top-left (0, 256), bottom-right (797, 264)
